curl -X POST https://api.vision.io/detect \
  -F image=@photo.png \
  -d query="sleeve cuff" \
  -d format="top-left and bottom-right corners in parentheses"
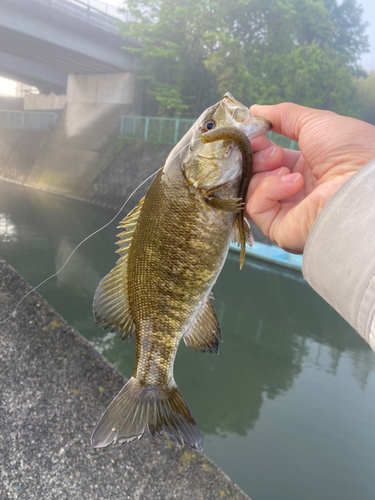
top-left (302, 159), bottom-right (375, 351)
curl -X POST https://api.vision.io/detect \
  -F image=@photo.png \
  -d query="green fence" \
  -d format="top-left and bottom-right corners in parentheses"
top-left (120, 116), bottom-right (196, 144)
top-left (120, 114), bottom-right (299, 150)
top-left (0, 111), bottom-right (58, 131)
top-left (267, 131), bottom-right (299, 150)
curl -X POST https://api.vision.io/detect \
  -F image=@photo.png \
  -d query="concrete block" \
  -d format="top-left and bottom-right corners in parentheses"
top-left (67, 73), bottom-right (135, 105)
top-left (24, 92), bottom-right (66, 110)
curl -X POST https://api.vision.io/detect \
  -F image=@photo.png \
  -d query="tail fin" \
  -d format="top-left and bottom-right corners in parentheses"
top-left (91, 377), bottom-right (203, 452)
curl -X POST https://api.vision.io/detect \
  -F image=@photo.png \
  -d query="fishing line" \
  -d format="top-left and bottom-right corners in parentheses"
top-left (0, 139), bottom-right (201, 325)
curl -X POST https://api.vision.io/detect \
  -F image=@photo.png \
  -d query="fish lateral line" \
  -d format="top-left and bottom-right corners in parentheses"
top-left (0, 138), bottom-right (203, 326)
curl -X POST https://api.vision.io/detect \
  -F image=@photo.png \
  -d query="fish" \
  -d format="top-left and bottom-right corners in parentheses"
top-left (91, 93), bottom-right (270, 452)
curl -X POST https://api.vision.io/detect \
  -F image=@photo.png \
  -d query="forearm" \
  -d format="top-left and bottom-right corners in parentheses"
top-left (302, 159), bottom-right (375, 351)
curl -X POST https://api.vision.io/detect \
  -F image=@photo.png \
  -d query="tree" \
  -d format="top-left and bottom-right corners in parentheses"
top-left (121, 0), bottom-right (221, 117)
top-left (354, 71), bottom-right (375, 125)
top-left (121, 0), bottom-right (369, 117)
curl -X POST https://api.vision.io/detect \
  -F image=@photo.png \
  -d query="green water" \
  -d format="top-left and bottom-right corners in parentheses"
top-left (1, 180), bottom-right (374, 500)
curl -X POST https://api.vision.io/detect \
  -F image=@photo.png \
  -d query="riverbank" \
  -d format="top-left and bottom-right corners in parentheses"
top-left (0, 256), bottom-right (250, 500)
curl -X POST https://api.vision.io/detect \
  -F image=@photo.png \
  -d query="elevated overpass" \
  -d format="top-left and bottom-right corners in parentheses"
top-left (0, 0), bottom-right (139, 93)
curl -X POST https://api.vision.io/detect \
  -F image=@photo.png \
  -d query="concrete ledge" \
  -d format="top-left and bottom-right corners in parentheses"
top-left (0, 256), bottom-right (250, 500)
top-left (230, 242), bottom-right (303, 271)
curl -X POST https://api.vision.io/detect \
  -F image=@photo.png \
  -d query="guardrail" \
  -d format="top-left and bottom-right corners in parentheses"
top-left (34, 0), bottom-right (134, 34)
top-left (267, 131), bottom-right (299, 150)
top-left (68, 0), bottom-right (127, 20)
top-left (120, 115), bottom-right (299, 149)
top-left (120, 116), bottom-right (196, 145)
top-left (0, 111), bottom-right (58, 131)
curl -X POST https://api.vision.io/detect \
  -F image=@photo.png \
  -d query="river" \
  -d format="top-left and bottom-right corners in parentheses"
top-left (0, 180), bottom-right (374, 500)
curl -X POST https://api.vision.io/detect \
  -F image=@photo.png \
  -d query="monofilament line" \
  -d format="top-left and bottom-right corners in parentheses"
top-left (0, 139), bottom-right (199, 325)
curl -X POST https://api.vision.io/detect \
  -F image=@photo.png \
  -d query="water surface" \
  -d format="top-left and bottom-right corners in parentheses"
top-left (0, 180), bottom-right (374, 500)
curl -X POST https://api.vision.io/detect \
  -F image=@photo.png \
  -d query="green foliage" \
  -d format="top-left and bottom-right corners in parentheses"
top-left (354, 71), bottom-right (375, 125)
top-left (120, 0), bottom-right (369, 117)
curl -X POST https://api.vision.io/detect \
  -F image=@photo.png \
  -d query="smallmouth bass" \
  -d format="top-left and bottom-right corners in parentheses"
top-left (91, 93), bottom-right (270, 451)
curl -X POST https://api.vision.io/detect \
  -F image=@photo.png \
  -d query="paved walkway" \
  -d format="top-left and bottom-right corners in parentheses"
top-left (0, 257), bottom-right (250, 500)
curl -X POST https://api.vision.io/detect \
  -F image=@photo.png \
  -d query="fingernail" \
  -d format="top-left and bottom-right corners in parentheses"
top-left (258, 144), bottom-right (276, 161)
top-left (281, 173), bottom-right (301, 183)
top-left (278, 167), bottom-right (289, 176)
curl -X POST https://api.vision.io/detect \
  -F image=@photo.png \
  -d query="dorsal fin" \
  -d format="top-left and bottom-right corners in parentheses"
top-left (93, 197), bottom-right (145, 339)
top-left (183, 296), bottom-right (221, 354)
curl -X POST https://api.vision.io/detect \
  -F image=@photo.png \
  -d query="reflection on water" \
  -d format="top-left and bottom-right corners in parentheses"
top-left (0, 180), bottom-right (374, 500)
top-left (0, 213), bottom-right (17, 242)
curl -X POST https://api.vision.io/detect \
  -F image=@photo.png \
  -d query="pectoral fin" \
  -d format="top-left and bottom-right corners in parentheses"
top-left (184, 296), bottom-right (221, 354)
top-left (93, 197), bottom-right (145, 339)
top-left (231, 216), bottom-right (254, 247)
top-left (231, 216), bottom-right (254, 269)
top-left (205, 196), bottom-right (244, 212)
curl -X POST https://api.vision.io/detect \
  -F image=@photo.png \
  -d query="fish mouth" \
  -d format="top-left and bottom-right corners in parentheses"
top-left (197, 144), bottom-right (236, 161)
top-left (249, 114), bottom-right (271, 137)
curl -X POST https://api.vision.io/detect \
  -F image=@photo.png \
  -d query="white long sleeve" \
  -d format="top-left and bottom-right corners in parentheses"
top-left (302, 159), bottom-right (375, 351)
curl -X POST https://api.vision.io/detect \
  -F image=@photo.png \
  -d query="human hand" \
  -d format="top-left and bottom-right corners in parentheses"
top-left (247, 103), bottom-right (375, 253)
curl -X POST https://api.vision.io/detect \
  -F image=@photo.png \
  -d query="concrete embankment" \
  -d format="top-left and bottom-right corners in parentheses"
top-left (0, 123), bottom-right (171, 209)
top-left (0, 129), bottom-right (272, 244)
top-left (0, 256), bottom-right (250, 500)
top-left (0, 128), bottom-right (50, 185)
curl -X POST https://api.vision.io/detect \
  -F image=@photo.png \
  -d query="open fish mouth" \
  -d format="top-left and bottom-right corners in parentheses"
top-left (197, 144), bottom-right (235, 160)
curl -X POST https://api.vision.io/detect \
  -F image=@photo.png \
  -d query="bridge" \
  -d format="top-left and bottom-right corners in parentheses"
top-left (0, 0), bottom-right (139, 93)
top-left (0, 0), bottom-right (143, 206)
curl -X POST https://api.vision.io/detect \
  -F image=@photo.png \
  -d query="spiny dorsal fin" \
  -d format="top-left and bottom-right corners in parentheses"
top-left (183, 296), bottom-right (221, 354)
top-left (92, 197), bottom-right (145, 339)
top-left (231, 216), bottom-right (254, 269)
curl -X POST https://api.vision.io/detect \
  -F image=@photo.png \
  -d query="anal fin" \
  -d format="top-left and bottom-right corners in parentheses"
top-left (184, 297), bottom-right (221, 354)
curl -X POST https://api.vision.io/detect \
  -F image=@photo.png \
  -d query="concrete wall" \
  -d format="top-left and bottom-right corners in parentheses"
top-left (0, 71), bottom-right (147, 202)
top-left (22, 72), bottom-right (137, 199)
top-left (0, 96), bottom-right (24, 110)
top-left (67, 73), bottom-right (135, 105)
top-left (24, 92), bottom-right (66, 110)
top-left (26, 101), bottom-right (131, 199)
top-left (87, 139), bottom-right (171, 209)
top-left (0, 128), bottom-right (49, 183)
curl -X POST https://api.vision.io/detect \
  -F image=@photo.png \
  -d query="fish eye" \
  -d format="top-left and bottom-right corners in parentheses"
top-left (202, 119), bottom-right (216, 132)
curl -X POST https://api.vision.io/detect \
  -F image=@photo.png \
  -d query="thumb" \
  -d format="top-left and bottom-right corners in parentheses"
top-left (249, 103), bottom-right (328, 143)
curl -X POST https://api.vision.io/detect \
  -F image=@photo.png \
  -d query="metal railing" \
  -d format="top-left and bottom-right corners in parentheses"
top-left (69, 0), bottom-right (127, 20)
top-left (0, 110), bottom-right (58, 131)
top-left (34, 0), bottom-right (134, 34)
top-left (120, 115), bottom-right (299, 149)
top-left (267, 131), bottom-right (299, 150)
top-left (120, 116), bottom-right (196, 144)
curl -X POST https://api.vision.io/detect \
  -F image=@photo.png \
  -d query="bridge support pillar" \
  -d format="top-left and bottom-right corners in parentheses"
top-left (24, 93), bottom-right (66, 110)
top-left (26, 72), bottom-right (136, 200)
top-left (66, 73), bottom-right (135, 105)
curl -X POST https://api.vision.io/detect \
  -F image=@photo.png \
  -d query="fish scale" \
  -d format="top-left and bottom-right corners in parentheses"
top-left (91, 93), bottom-right (270, 451)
